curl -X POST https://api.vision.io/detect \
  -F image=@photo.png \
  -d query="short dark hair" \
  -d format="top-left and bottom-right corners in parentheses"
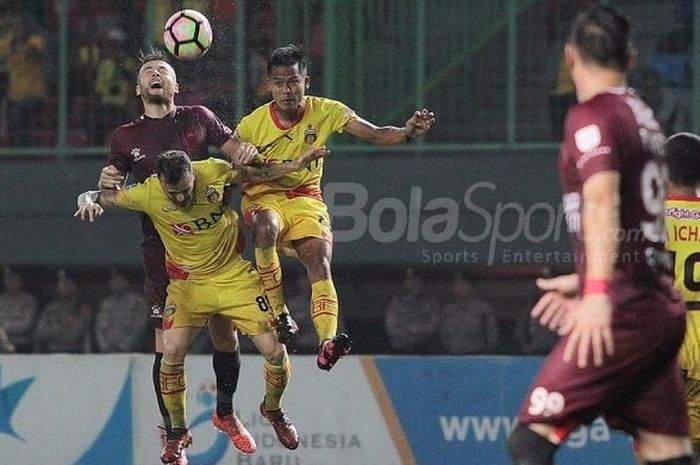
top-left (139, 48), bottom-right (170, 66)
top-left (156, 150), bottom-right (192, 184)
top-left (569, 5), bottom-right (632, 72)
top-left (666, 133), bottom-right (700, 187)
top-left (267, 44), bottom-right (307, 75)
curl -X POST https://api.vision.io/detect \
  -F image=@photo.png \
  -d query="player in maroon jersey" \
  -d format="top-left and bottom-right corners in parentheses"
top-left (98, 50), bottom-right (257, 463)
top-left (507, 6), bottom-right (691, 465)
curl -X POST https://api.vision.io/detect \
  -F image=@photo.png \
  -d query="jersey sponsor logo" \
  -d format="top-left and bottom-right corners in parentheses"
top-left (130, 147), bottom-right (145, 162)
top-left (304, 125), bottom-right (318, 144)
top-left (574, 124), bottom-right (602, 153)
top-left (171, 223), bottom-right (194, 236)
top-left (667, 207), bottom-right (700, 220)
top-left (169, 207), bottom-right (226, 236)
top-left (575, 146), bottom-right (612, 170)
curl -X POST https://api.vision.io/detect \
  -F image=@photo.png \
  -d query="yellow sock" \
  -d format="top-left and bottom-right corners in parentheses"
top-left (160, 360), bottom-right (187, 430)
top-left (256, 247), bottom-right (286, 317)
top-left (263, 354), bottom-right (291, 411)
top-left (310, 279), bottom-right (339, 343)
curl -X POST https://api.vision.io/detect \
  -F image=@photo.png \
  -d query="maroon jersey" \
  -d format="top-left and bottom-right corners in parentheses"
top-left (108, 105), bottom-right (233, 313)
top-left (516, 89), bottom-right (688, 438)
top-left (109, 105), bottom-right (233, 240)
top-left (559, 88), bottom-right (682, 318)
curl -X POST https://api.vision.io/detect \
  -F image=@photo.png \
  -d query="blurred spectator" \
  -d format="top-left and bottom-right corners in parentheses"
top-left (93, 270), bottom-right (149, 353)
top-left (34, 270), bottom-right (92, 353)
top-left (284, 269), bottom-right (348, 354)
top-left (0, 327), bottom-right (14, 353)
top-left (515, 310), bottom-right (559, 355)
top-left (384, 268), bottom-right (440, 354)
top-left (0, 267), bottom-right (38, 353)
top-left (632, 66), bottom-right (691, 135)
top-left (0, 3), bottom-right (14, 145)
top-left (545, 0), bottom-right (598, 140)
top-left (3, 11), bottom-right (47, 146)
top-left (94, 29), bottom-right (133, 144)
top-left (438, 272), bottom-right (499, 354)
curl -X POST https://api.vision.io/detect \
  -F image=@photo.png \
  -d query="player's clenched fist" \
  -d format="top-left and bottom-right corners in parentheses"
top-left (98, 165), bottom-right (125, 190)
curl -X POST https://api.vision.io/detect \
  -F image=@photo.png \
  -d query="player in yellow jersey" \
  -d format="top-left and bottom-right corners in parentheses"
top-left (75, 148), bottom-right (327, 464)
top-left (666, 132), bottom-right (700, 463)
top-left (232, 44), bottom-right (435, 371)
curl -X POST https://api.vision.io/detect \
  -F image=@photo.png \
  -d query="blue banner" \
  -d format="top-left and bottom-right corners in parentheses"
top-left (374, 356), bottom-right (635, 465)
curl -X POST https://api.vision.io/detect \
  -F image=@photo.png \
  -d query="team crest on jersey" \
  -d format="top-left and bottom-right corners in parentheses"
top-left (131, 147), bottom-right (145, 162)
top-left (205, 186), bottom-right (219, 204)
top-left (171, 223), bottom-right (194, 236)
top-left (304, 125), bottom-right (318, 144)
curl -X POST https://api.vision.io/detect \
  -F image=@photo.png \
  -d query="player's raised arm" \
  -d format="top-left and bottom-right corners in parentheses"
top-left (73, 190), bottom-right (118, 222)
top-left (232, 146), bottom-right (330, 185)
top-left (344, 108), bottom-right (436, 145)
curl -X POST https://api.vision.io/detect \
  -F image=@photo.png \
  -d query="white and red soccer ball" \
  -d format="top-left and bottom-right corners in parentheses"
top-left (163, 9), bottom-right (213, 61)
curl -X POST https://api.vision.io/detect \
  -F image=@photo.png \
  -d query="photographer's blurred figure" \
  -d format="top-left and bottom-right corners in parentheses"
top-left (93, 270), bottom-right (150, 353)
top-left (439, 272), bottom-right (499, 354)
top-left (34, 270), bottom-right (92, 353)
top-left (384, 268), bottom-right (440, 354)
top-left (0, 267), bottom-right (37, 353)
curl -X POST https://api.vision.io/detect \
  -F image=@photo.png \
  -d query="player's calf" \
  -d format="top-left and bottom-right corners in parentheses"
top-left (507, 425), bottom-right (557, 465)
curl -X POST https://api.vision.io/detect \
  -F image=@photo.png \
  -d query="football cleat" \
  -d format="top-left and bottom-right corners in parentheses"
top-left (316, 333), bottom-right (352, 371)
top-left (160, 430), bottom-right (192, 464)
top-left (212, 410), bottom-right (257, 454)
top-left (274, 312), bottom-right (299, 345)
top-left (259, 402), bottom-right (299, 450)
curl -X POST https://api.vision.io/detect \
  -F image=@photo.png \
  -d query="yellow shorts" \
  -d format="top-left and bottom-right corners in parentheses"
top-left (242, 192), bottom-right (332, 256)
top-left (163, 258), bottom-right (274, 336)
top-left (685, 375), bottom-right (700, 442)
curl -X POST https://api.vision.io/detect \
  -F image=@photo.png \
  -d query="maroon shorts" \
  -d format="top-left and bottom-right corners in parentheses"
top-left (142, 242), bottom-right (169, 329)
top-left (517, 308), bottom-right (688, 438)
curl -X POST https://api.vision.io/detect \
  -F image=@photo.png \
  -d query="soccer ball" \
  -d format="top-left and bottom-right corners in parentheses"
top-left (163, 9), bottom-right (213, 60)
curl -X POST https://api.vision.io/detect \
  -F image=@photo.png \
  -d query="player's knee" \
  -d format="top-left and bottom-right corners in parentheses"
top-left (507, 426), bottom-right (557, 465)
top-left (262, 342), bottom-right (286, 365)
top-left (252, 211), bottom-right (279, 245)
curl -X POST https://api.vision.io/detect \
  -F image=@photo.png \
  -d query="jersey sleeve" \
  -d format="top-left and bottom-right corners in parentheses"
top-left (194, 106), bottom-right (234, 148)
top-left (324, 98), bottom-right (357, 133)
top-left (235, 113), bottom-right (254, 143)
top-left (563, 105), bottom-right (620, 183)
top-left (108, 128), bottom-right (133, 174)
top-left (114, 181), bottom-right (150, 213)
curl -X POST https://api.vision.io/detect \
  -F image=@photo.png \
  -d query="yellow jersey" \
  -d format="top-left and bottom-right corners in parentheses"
top-left (236, 96), bottom-right (356, 200)
top-left (115, 158), bottom-right (242, 280)
top-left (666, 195), bottom-right (700, 378)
